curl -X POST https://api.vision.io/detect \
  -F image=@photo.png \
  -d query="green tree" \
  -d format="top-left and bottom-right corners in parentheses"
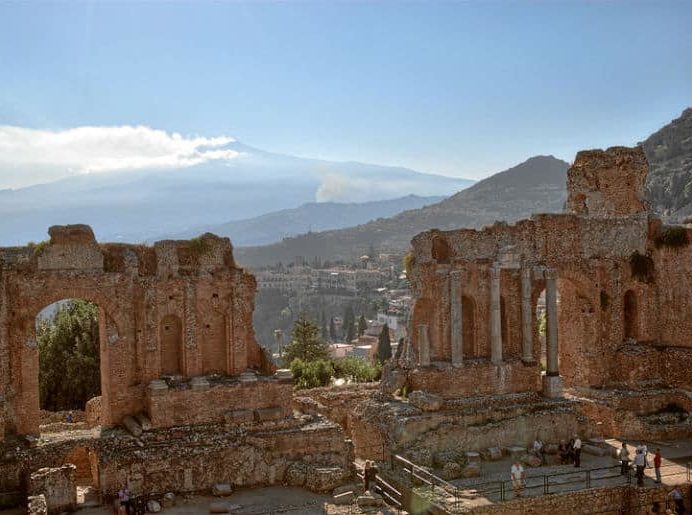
top-left (283, 316), bottom-right (330, 365)
top-left (357, 315), bottom-right (368, 337)
top-left (343, 304), bottom-right (355, 343)
top-left (290, 358), bottom-right (334, 389)
top-left (38, 300), bottom-right (101, 411)
top-left (377, 323), bottom-right (392, 364)
top-left (329, 317), bottom-right (337, 341)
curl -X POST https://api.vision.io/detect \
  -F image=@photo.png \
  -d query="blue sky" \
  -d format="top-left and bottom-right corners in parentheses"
top-left (1, 0), bottom-right (691, 183)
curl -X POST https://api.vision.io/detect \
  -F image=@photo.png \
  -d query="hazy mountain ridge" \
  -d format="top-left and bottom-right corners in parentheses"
top-left (0, 141), bottom-right (473, 245)
top-left (236, 155), bottom-right (570, 267)
top-left (158, 194), bottom-right (445, 246)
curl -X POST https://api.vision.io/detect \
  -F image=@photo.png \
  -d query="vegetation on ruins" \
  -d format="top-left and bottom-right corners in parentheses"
top-left (282, 316), bottom-right (330, 365)
top-left (377, 323), bottom-right (392, 363)
top-left (28, 240), bottom-right (50, 256)
top-left (629, 251), bottom-right (655, 283)
top-left (654, 225), bottom-right (690, 249)
top-left (37, 300), bottom-right (101, 411)
top-left (188, 236), bottom-right (214, 257)
top-left (403, 252), bottom-right (415, 280)
top-left (290, 356), bottom-right (382, 389)
top-left (343, 304), bottom-right (356, 343)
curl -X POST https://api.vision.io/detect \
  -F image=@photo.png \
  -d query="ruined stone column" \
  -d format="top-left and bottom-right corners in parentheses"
top-left (521, 267), bottom-right (534, 363)
top-left (489, 266), bottom-right (502, 364)
top-left (543, 268), bottom-right (562, 398)
top-left (450, 271), bottom-right (463, 367)
top-left (417, 324), bottom-right (430, 367)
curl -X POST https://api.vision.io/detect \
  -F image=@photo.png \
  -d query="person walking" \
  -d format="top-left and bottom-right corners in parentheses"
top-left (619, 443), bottom-right (631, 475)
top-left (573, 434), bottom-right (582, 468)
top-left (511, 461), bottom-right (525, 498)
top-left (653, 448), bottom-right (662, 484)
top-left (669, 486), bottom-right (684, 514)
top-left (633, 448), bottom-right (646, 486)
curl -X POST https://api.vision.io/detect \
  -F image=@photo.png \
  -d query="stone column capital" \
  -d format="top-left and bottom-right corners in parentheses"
top-left (544, 268), bottom-right (558, 281)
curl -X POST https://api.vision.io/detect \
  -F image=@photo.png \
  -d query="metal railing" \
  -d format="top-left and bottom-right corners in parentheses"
top-left (391, 453), bottom-right (692, 513)
top-left (354, 459), bottom-right (404, 512)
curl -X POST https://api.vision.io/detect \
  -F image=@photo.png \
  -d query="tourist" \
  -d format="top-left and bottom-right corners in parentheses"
top-left (510, 461), bottom-right (525, 498)
top-left (532, 438), bottom-right (545, 465)
top-left (634, 448), bottom-right (646, 486)
top-left (567, 436), bottom-right (576, 464)
top-left (117, 486), bottom-right (131, 514)
top-left (558, 440), bottom-right (570, 465)
top-left (654, 448), bottom-right (662, 483)
top-left (641, 442), bottom-right (649, 468)
top-left (573, 434), bottom-right (582, 468)
top-left (363, 460), bottom-right (372, 491)
top-left (619, 443), bottom-right (630, 475)
top-left (66, 411), bottom-right (74, 423)
top-left (366, 460), bottom-right (378, 493)
top-left (669, 486), bottom-right (684, 514)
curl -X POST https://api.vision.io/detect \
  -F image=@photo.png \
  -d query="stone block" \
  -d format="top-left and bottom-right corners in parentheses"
top-left (465, 451), bottom-right (481, 463)
top-left (162, 492), bottom-right (176, 508)
top-left (209, 501), bottom-right (241, 513)
top-left (333, 483), bottom-right (361, 497)
top-left (542, 375), bottom-right (563, 398)
top-left (285, 462), bottom-right (307, 486)
top-left (254, 407), bottom-right (283, 422)
top-left (191, 377), bottom-right (211, 391)
top-left (212, 483), bottom-right (233, 496)
top-left (480, 447), bottom-right (503, 461)
top-left (275, 369), bottom-right (294, 384)
top-left (135, 413), bottom-right (152, 431)
top-left (333, 491), bottom-right (355, 505)
top-left (29, 465), bottom-right (77, 514)
top-left (147, 499), bottom-right (162, 512)
top-left (461, 462), bottom-right (481, 478)
top-left (239, 371), bottom-right (258, 383)
top-left (434, 449), bottom-right (464, 468)
top-left (357, 492), bottom-right (384, 508)
top-left (148, 379), bottom-right (169, 396)
top-left (507, 446), bottom-right (527, 460)
top-left (305, 466), bottom-right (346, 493)
top-left (122, 415), bottom-right (143, 437)
top-left (225, 409), bottom-right (254, 425)
top-left (408, 390), bottom-right (444, 412)
top-left (27, 494), bottom-right (47, 515)
top-left (521, 453), bottom-right (543, 468)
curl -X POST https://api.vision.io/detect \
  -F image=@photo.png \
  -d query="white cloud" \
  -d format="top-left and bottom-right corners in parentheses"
top-left (0, 125), bottom-right (239, 189)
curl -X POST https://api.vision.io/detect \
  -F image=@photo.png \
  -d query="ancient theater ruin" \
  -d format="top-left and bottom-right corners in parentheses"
top-left (1, 145), bottom-right (691, 514)
top-left (0, 227), bottom-right (350, 511)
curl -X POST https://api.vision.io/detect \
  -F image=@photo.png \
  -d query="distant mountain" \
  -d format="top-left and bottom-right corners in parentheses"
top-left (642, 108), bottom-right (692, 220)
top-left (158, 194), bottom-right (445, 246)
top-left (0, 141), bottom-right (473, 245)
top-left (235, 155), bottom-right (570, 267)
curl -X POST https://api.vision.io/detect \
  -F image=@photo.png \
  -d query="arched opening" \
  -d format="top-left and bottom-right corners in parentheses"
top-left (624, 290), bottom-right (638, 340)
top-left (160, 315), bottom-right (183, 375)
top-left (431, 235), bottom-right (451, 264)
top-left (36, 299), bottom-right (102, 432)
top-left (461, 296), bottom-right (476, 358)
top-left (64, 446), bottom-right (99, 505)
top-left (202, 314), bottom-right (227, 374)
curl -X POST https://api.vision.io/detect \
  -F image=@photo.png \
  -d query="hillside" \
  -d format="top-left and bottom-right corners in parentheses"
top-left (235, 155), bottom-right (570, 267)
top-left (643, 108), bottom-right (692, 219)
top-left (158, 195), bottom-right (445, 246)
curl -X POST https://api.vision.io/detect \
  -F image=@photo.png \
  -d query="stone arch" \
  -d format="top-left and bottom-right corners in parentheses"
top-left (461, 296), bottom-right (476, 358)
top-left (431, 235), bottom-right (451, 264)
top-left (623, 289), bottom-right (638, 340)
top-left (160, 315), bottom-right (183, 375)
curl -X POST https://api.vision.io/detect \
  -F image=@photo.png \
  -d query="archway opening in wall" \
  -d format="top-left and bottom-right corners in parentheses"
top-left (624, 290), bottom-right (638, 341)
top-left (36, 299), bottom-right (102, 434)
top-left (431, 235), bottom-right (451, 264)
top-left (461, 296), bottom-right (476, 358)
top-left (64, 446), bottom-right (100, 505)
top-left (160, 315), bottom-right (183, 376)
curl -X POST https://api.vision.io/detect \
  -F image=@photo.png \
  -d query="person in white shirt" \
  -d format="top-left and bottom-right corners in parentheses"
top-left (511, 461), bottom-right (525, 497)
top-left (573, 435), bottom-right (582, 468)
top-left (532, 438), bottom-right (545, 465)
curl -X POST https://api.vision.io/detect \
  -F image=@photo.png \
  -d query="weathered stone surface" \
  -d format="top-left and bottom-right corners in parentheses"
top-left (29, 465), bottom-right (77, 514)
top-left (122, 415), bottom-right (143, 437)
top-left (461, 462), bottom-right (481, 478)
top-left (162, 492), bottom-right (176, 508)
top-left (225, 409), bottom-right (254, 425)
top-left (520, 453), bottom-right (543, 468)
top-left (480, 447), bottom-right (503, 461)
top-left (284, 462), bottom-right (308, 487)
top-left (209, 501), bottom-right (241, 513)
top-left (408, 390), bottom-right (444, 412)
top-left (27, 494), bottom-right (47, 515)
top-left (254, 407), bottom-right (283, 422)
top-left (357, 492), bottom-right (384, 508)
top-left (440, 462), bottom-right (462, 480)
top-left (135, 413), bottom-right (152, 431)
top-left (582, 444), bottom-right (606, 456)
top-left (333, 491), bottom-right (355, 505)
top-left (147, 499), bottom-right (162, 512)
top-left (465, 451), bottom-right (481, 463)
top-left (305, 466), bottom-right (346, 493)
top-left (212, 483), bottom-right (233, 496)
top-left (434, 449), bottom-right (464, 468)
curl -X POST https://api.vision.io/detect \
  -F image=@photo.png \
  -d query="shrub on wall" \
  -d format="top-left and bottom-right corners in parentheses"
top-left (654, 225), bottom-right (690, 249)
top-left (629, 252), bottom-right (655, 283)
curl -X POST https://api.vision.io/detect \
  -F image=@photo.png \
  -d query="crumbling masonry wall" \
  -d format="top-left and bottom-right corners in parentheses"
top-left (0, 225), bottom-right (277, 437)
top-left (400, 146), bottom-right (692, 398)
